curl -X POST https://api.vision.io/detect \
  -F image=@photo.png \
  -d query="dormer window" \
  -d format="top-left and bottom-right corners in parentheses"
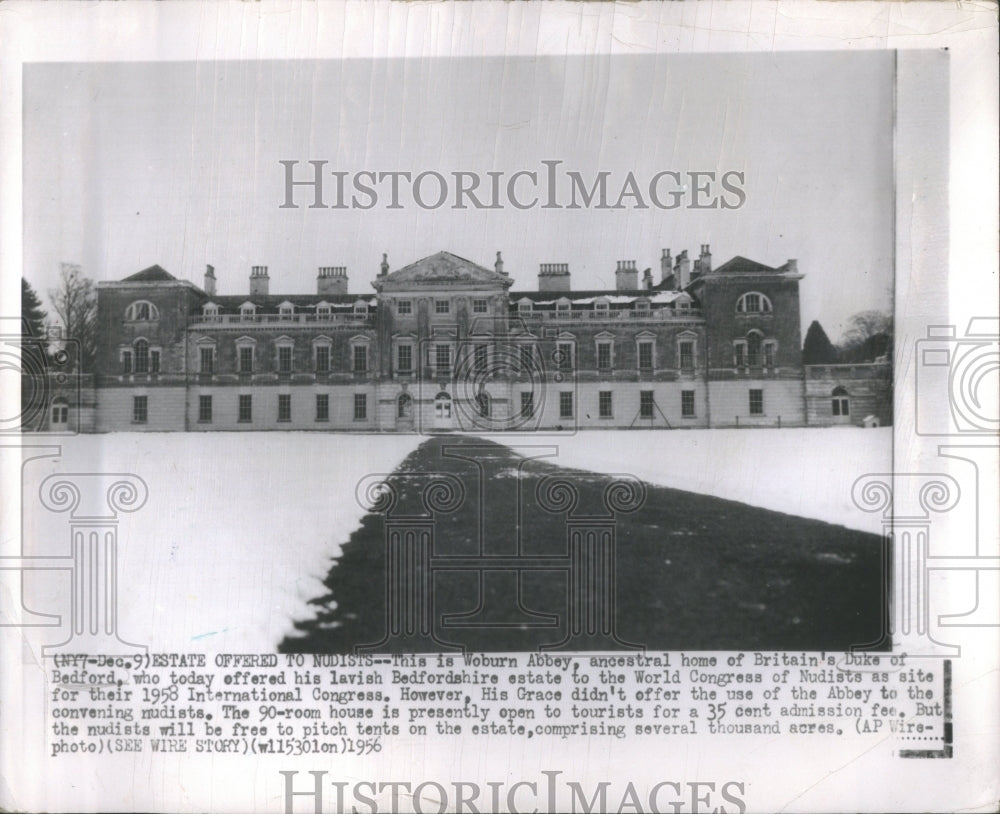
top-left (240, 302), bottom-right (256, 321)
top-left (635, 299), bottom-right (651, 312)
top-left (202, 302), bottom-right (220, 321)
top-left (278, 302), bottom-right (295, 321)
top-left (517, 299), bottom-right (533, 314)
top-left (354, 300), bottom-right (369, 316)
top-left (316, 302), bottom-right (332, 318)
top-left (594, 299), bottom-right (610, 314)
top-left (556, 299), bottom-right (571, 318)
top-left (125, 301), bottom-right (159, 322)
top-left (736, 292), bottom-right (772, 314)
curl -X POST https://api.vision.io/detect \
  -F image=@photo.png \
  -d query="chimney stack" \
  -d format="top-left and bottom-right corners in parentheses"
top-left (204, 264), bottom-right (216, 297)
top-left (660, 249), bottom-right (672, 284)
top-left (249, 265), bottom-right (269, 297)
top-left (615, 260), bottom-right (639, 292)
top-left (538, 263), bottom-right (571, 292)
top-left (495, 251), bottom-right (505, 276)
top-left (674, 251), bottom-right (691, 291)
top-left (697, 244), bottom-right (712, 275)
top-left (786, 258), bottom-right (798, 273)
top-left (380, 253), bottom-right (390, 277)
top-left (318, 266), bottom-right (348, 296)
top-left (642, 267), bottom-right (653, 291)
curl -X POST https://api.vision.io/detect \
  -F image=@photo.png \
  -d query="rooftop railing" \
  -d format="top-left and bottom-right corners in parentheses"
top-left (512, 308), bottom-right (701, 322)
top-left (190, 312), bottom-right (376, 326)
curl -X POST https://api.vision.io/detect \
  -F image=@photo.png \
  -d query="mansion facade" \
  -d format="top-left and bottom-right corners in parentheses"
top-left (45, 247), bottom-right (890, 433)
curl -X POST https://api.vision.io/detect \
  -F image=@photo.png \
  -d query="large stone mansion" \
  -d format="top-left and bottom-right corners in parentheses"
top-left (38, 247), bottom-right (891, 432)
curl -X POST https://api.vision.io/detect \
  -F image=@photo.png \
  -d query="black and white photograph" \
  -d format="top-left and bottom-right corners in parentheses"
top-left (1, 3), bottom-right (996, 813)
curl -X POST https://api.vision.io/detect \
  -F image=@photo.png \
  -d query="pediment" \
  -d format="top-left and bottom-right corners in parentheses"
top-left (376, 251), bottom-right (511, 288)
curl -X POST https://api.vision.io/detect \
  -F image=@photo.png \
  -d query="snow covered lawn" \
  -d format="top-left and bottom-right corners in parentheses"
top-left (17, 427), bottom-right (889, 652)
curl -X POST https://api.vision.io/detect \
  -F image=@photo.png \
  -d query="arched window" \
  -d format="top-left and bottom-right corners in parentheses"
top-left (133, 338), bottom-right (150, 373)
top-left (125, 301), bottom-right (159, 322)
top-left (747, 332), bottom-right (763, 367)
top-left (398, 392), bottom-right (412, 418)
top-left (736, 292), bottom-right (772, 314)
top-left (832, 386), bottom-right (850, 417)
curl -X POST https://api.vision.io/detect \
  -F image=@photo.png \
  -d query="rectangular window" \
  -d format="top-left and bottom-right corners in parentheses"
top-left (557, 342), bottom-right (573, 371)
top-left (520, 391), bottom-right (534, 418)
top-left (198, 395), bottom-right (212, 423)
top-left (681, 390), bottom-right (695, 417)
top-left (749, 389), bottom-right (764, 415)
top-left (435, 299), bottom-right (450, 314)
top-left (278, 346), bottom-right (293, 374)
top-left (735, 345), bottom-right (746, 367)
top-left (519, 345), bottom-right (533, 372)
top-left (764, 344), bottom-right (775, 368)
top-left (121, 350), bottom-right (132, 374)
top-left (150, 350), bottom-right (160, 373)
top-left (353, 393), bottom-right (367, 420)
top-left (316, 394), bottom-right (329, 422)
top-left (559, 391), bottom-right (574, 419)
top-left (315, 345), bottom-right (330, 373)
top-left (134, 344), bottom-right (149, 374)
top-left (277, 394), bottom-right (291, 422)
top-left (597, 342), bottom-right (612, 371)
top-left (238, 394), bottom-right (252, 422)
top-left (638, 341), bottom-right (653, 370)
top-left (640, 390), bottom-right (654, 419)
top-left (353, 345), bottom-right (367, 373)
top-left (397, 300), bottom-right (412, 315)
top-left (132, 396), bottom-right (148, 424)
top-left (239, 346), bottom-right (254, 374)
top-left (397, 344), bottom-right (412, 373)
top-left (474, 344), bottom-right (488, 372)
top-left (679, 341), bottom-right (694, 370)
top-left (473, 299), bottom-right (488, 314)
top-left (599, 390), bottom-right (613, 418)
top-left (435, 344), bottom-right (451, 373)
top-left (200, 347), bottom-right (214, 374)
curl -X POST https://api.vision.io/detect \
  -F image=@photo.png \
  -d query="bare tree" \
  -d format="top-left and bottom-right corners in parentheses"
top-left (838, 309), bottom-right (893, 363)
top-left (48, 263), bottom-right (97, 372)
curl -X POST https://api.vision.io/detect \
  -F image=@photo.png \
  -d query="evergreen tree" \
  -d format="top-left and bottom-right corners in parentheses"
top-left (20, 278), bottom-right (49, 429)
top-left (21, 278), bottom-right (47, 339)
top-left (802, 320), bottom-right (838, 364)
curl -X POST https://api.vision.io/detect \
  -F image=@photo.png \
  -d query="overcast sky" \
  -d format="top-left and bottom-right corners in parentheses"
top-left (24, 52), bottom-right (893, 338)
